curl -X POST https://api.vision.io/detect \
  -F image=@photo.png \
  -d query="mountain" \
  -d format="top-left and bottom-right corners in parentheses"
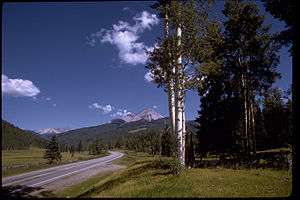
top-left (57, 108), bottom-right (198, 146)
top-left (121, 108), bottom-right (163, 122)
top-left (2, 120), bottom-right (48, 150)
top-left (108, 108), bottom-right (163, 124)
top-left (34, 126), bottom-right (71, 134)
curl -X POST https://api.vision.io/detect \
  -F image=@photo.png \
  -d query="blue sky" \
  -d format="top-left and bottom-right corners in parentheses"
top-left (2, 1), bottom-right (292, 131)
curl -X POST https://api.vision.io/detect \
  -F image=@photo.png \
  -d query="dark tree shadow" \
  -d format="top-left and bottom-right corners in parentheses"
top-left (1, 184), bottom-right (55, 198)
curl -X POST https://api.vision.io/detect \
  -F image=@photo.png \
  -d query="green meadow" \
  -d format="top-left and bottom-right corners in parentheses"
top-left (1, 147), bottom-right (109, 178)
top-left (57, 150), bottom-right (292, 198)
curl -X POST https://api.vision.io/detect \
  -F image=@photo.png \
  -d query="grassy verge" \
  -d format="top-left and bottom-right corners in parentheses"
top-left (2, 147), bottom-right (110, 178)
top-left (56, 171), bottom-right (116, 198)
top-left (60, 150), bottom-right (292, 198)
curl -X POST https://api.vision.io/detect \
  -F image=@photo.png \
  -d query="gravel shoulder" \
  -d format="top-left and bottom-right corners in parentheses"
top-left (32, 163), bottom-right (126, 197)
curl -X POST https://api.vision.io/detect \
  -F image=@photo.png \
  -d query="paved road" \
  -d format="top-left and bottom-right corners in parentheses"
top-left (2, 151), bottom-right (123, 188)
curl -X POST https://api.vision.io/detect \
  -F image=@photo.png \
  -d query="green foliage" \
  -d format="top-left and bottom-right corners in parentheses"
top-left (2, 120), bottom-right (48, 150)
top-left (161, 126), bottom-right (177, 157)
top-left (57, 118), bottom-right (198, 148)
top-left (185, 131), bottom-right (196, 168)
top-left (195, 66), bottom-right (244, 159)
top-left (152, 158), bottom-right (182, 175)
top-left (261, 0), bottom-right (293, 54)
top-left (262, 87), bottom-right (292, 148)
top-left (43, 134), bottom-right (62, 164)
top-left (88, 138), bottom-right (106, 155)
top-left (194, 0), bottom-right (292, 160)
top-left (114, 130), bottom-right (162, 156)
top-left (78, 140), bottom-right (83, 153)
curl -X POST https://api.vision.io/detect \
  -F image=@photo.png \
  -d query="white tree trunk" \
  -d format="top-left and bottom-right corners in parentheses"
top-left (164, 13), bottom-right (175, 135)
top-left (182, 92), bottom-right (186, 165)
top-left (176, 25), bottom-right (184, 167)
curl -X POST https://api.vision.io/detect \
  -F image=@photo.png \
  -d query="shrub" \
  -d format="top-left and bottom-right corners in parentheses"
top-left (152, 158), bottom-right (182, 175)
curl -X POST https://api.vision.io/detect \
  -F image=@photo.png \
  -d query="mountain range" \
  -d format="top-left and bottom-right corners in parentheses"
top-left (3, 108), bottom-right (198, 149)
top-left (34, 127), bottom-right (71, 135)
top-left (57, 108), bottom-right (198, 146)
top-left (118, 108), bottom-right (163, 123)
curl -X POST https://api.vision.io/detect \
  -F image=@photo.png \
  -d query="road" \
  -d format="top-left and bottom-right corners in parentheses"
top-left (2, 151), bottom-right (124, 197)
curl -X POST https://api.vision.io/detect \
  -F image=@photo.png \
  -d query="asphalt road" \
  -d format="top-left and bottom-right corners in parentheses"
top-left (2, 151), bottom-right (123, 188)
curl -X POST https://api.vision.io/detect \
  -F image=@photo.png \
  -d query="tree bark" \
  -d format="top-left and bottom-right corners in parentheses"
top-left (176, 25), bottom-right (184, 167)
top-left (250, 98), bottom-right (256, 154)
top-left (164, 13), bottom-right (175, 135)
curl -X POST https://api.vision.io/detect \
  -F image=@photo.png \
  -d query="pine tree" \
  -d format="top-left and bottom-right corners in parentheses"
top-left (185, 131), bottom-right (195, 168)
top-left (221, 0), bottom-right (281, 155)
top-left (44, 134), bottom-right (62, 164)
top-left (78, 140), bottom-right (83, 153)
top-left (261, 0), bottom-right (293, 54)
top-left (161, 126), bottom-right (177, 157)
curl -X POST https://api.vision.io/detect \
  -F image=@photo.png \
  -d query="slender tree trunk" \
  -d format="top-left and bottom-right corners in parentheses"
top-left (250, 98), bottom-right (256, 154)
top-left (174, 57), bottom-right (179, 160)
top-left (240, 66), bottom-right (249, 155)
top-left (176, 25), bottom-right (184, 167)
top-left (181, 83), bottom-right (186, 165)
top-left (164, 13), bottom-right (175, 135)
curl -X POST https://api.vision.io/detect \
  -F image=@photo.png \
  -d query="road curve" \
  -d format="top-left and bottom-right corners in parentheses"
top-left (2, 151), bottom-right (123, 188)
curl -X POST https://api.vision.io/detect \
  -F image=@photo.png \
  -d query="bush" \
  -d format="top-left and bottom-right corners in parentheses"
top-left (152, 158), bottom-right (182, 175)
top-left (264, 151), bottom-right (292, 170)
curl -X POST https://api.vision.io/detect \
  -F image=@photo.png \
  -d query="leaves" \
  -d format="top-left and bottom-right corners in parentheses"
top-left (44, 134), bottom-right (62, 164)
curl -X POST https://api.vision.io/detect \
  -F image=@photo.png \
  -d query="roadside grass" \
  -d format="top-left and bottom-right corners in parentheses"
top-left (64, 150), bottom-right (292, 198)
top-left (56, 171), bottom-right (115, 198)
top-left (2, 147), bottom-right (110, 178)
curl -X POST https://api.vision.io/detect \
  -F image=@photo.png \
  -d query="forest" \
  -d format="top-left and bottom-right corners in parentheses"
top-left (143, 0), bottom-right (293, 168)
top-left (53, 0), bottom-right (293, 170)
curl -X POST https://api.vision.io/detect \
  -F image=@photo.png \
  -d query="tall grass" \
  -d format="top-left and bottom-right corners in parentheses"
top-left (70, 150), bottom-right (292, 198)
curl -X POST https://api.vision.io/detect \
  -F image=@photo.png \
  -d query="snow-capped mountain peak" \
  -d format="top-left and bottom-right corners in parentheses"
top-left (120, 108), bottom-right (163, 123)
top-left (34, 126), bottom-right (71, 135)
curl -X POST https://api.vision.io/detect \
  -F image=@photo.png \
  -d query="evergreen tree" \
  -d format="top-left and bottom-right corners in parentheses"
top-left (185, 131), bottom-right (195, 168)
top-left (90, 138), bottom-right (106, 155)
top-left (195, 65), bottom-right (243, 159)
top-left (161, 126), bottom-right (177, 157)
top-left (77, 140), bottom-right (83, 153)
top-left (261, 0), bottom-right (293, 54)
top-left (69, 144), bottom-right (75, 157)
top-left (44, 134), bottom-right (62, 164)
top-left (221, 0), bottom-right (280, 154)
top-left (262, 87), bottom-right (292, 148)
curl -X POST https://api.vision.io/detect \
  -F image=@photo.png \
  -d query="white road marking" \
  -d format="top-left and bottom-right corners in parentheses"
top-left (28, 152), bottom-right (123, 187)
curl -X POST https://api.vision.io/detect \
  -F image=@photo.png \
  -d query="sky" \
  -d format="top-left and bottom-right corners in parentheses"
top-left (2, 1), bottom-right (292, 131)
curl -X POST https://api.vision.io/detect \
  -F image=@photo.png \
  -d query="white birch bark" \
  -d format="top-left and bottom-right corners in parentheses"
top-left (176, 25), bottom-right (184, 166)
top-left (164, 13), bottom-right (175, 135)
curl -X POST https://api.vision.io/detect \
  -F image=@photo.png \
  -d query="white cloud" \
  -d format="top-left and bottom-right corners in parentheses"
top-left (153, 105), bottom-right (160, 109)
top-left (133, 11), bottom-right (159, 31)
top-left (110, 109), bottom-right (131, 117)
top-left (123, 7), bottom-right (130, 11)
top-left (53, 104), bottom-right (57, 107)
top-left (144, 70), bottom-right (154, 82)
top-left (87, 11), bottom-right (159, 65)
top-left (89, 103), bottom-right (113, 114)
top-left (2, 74), bottom-right (40, 98)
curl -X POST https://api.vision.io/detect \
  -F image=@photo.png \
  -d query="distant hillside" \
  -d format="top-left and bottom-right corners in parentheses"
top-left (2, 120), bottom-right (48, 150)
top-left (57, 117), bottom-right (198, 146)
